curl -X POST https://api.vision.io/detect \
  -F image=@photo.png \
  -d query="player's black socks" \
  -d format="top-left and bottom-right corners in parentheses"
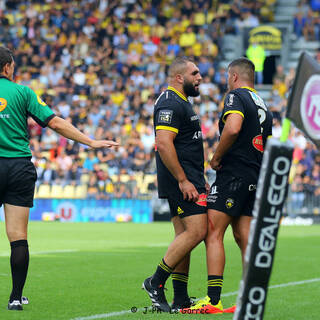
top-left (151, 258), bottom-right (173, 287)
top-left (9, 240), bottom-right (29, 303)
top-left (172, 272), bottom-right (189, 303)
top-left (207, 275), bottom-right (223, 305)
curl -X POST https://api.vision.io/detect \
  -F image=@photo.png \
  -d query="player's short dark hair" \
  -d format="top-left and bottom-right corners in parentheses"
top-left (228, 58), bottom-right (255, 82)
top-left (168, 57), bottom-right (194, 78)
top-left (0, 46), bottom-right (14, 72)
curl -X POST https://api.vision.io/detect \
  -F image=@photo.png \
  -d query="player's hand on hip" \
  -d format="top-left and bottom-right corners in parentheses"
top-left (179, 179), bottom-right (199, 202)
top-left (210, 156), bottom-right (222, 171)
top-left (90, 140), bottom-right (119, 149)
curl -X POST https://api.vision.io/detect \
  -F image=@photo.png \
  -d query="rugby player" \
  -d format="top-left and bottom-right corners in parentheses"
top-left (142, 57), bottom-right (208, 312)
top-left (184, 58), bottom-right (273, 313)
top-left (0, 46), bottom-right (118, 310)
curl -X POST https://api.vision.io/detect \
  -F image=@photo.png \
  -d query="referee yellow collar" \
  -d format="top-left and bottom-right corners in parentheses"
top-left (241, 86), bottom-right (257, 93)
top-left (167, 86), bottom-right (188, 102)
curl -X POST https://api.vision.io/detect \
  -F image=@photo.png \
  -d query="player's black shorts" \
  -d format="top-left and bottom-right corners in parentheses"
top-left (167, 187), bottom-right (207, 219)
top-left (207, 171), bottom-right (257, 217)
top-left (0, 157), bottom-right (37, 208)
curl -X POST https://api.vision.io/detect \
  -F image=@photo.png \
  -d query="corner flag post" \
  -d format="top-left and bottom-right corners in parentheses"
top-left (280, 118), bottom-right (291, 143)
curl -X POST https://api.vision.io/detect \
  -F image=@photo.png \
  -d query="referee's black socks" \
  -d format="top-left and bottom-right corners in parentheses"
top-left (151, 258), bottom-right (172, 287)
top-left (172, 272), bottom-right (189, 303)
top-left (9, 240), bottom-right (29, 303)
top-left (208, 275), bottom-right (223, 305)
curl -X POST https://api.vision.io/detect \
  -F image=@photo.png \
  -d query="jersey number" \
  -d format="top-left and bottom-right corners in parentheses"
top-left (258, 108), bottom-right (266, 133)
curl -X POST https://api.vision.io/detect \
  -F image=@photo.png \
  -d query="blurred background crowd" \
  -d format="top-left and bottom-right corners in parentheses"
top-left (0, 0), bottom-right (319, 214)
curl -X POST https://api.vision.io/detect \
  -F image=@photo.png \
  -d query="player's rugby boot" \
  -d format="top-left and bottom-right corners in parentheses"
top-left (22, 296), bottom-right (29, 305)
top-left (142, 276), bottom-right (171, 312)
top-left (7, 300), bottom-right (23, 311)
top-left (223, 304), bottom-right (236, 313)
top-left (180, 296), bottom-right (223, 314)
top-left (171, 296), bottom-right (195, 311)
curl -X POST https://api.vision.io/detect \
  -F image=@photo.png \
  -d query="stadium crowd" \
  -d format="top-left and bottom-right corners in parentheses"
top-left (0, 0), bottom-right (319, 213)
top-left (293, 0), bottom-right (320, 41)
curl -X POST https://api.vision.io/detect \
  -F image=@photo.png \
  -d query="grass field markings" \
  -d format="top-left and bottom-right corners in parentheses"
top-left (31, 249), bottom-right (79, 255)
top-left (222, 277), bottom-right (320, 297)
top-left (72, 309), bottom-right (139, 320)
top-left (221, 290), bottom-right (238, 297)
top-left (146, 243), bottom-right (170, 247)
top-left (269, 277), bottom-right (320, 289)
top-left (0, 249), bottom-right (79, 257)
top-left (71, 277), bottom-right (320, 320)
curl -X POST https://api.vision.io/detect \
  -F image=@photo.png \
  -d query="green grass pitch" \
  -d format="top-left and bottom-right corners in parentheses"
top-left (0, 222), bottom-right (319, 320)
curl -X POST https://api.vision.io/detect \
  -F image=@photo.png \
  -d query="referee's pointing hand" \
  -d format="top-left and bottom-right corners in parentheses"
top-left (89, 140), bottom-right (119, 149)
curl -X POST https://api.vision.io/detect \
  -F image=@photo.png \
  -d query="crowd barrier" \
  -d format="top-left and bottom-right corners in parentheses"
top-left (0, 199), bottom-right (152, 223)
top-left (286, 191), bottom-right (320, 216)
top-left (1, 196), bottom-right (318, 224)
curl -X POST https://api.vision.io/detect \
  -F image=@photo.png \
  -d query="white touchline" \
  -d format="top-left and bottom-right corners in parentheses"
top-left (30, 249), bottom-right (79, 255)
top-left (71, 277), bottom-right (320, 320)
top-left (0, 249), bottom-right (79, 257)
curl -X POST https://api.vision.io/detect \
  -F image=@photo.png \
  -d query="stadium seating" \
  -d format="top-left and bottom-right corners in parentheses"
top-left (75, 185), bottom-right (88, 199)
top-left (36, 184), bottom-right (51, 199)
top-left (51, 185), bottom-right (64, 199)
top-left (63, 185), bottom-right (76, 199)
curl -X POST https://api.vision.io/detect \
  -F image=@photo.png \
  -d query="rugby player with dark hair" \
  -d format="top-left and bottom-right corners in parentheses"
top-left (0, 46), bottom-right (118, 311)
top-left (142, 57), bottom-right (208, 312)
top-left (184, 57), bottom-right (273, 314)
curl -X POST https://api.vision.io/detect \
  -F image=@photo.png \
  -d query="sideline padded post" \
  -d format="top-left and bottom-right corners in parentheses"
top-left (234, 138), bottom-right (293, 320)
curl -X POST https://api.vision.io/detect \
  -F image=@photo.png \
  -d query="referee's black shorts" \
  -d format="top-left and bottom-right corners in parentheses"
top-left (0, 157), bottom-right (37, 208)
top-left (207, 170), bottom-right (257, 217)
top-left (167, 187), bottom-right (207, 219)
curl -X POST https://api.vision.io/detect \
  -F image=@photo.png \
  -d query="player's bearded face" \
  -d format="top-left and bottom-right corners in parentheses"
top-left (183, 78), bottom-right (200, 97)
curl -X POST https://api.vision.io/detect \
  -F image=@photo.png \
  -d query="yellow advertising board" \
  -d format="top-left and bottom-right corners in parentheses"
top-left (246, 25), bottom-right (284, 51)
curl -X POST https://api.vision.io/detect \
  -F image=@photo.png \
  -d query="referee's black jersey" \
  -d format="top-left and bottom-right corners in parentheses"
top-left (154, 86), bottom-right (205, 198)
top-left (219, 87), bottom-right (273, 176)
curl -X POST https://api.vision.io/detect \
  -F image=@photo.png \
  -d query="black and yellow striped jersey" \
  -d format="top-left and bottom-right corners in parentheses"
top-left (219, 86), bottom-right (273, 176)
top-left (153, 86), bottom-right (205, 198)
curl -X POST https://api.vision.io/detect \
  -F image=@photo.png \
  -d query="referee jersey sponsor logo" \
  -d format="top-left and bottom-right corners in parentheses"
top-left (36, 95), bottom-right (47, 106)
top-left (0, 98), bottom-right (7, 112)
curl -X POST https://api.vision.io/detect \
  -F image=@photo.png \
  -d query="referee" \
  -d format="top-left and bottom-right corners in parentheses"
top-left (0, 46), bottom-right (118, 310)
top-left (142, 57), bottom-right (208, 312)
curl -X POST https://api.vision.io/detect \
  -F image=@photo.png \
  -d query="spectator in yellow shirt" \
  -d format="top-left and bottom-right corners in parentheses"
top-left (179, 26), bottom-right (196, 48)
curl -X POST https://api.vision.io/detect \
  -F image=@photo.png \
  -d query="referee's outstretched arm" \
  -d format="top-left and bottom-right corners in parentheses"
top-left (48, 116), bottom-right (119, 149)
